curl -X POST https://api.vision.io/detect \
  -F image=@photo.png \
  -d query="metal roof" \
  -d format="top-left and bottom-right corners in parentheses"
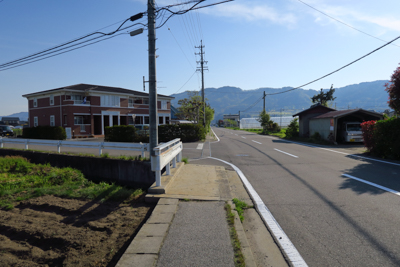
top-left (311, 109), bottom-right (383, 119)
top-left (292, 103), bottom-right (335, 117)
top-left (22, 83), bottom-right (174, 99)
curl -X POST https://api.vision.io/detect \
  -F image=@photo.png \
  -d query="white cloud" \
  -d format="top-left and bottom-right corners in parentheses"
top-left (200, 3), bottom-right (297, 26)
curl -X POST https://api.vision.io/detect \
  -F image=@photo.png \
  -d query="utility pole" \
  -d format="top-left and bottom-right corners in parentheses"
top-left (238, 111), bottom-right (240, 129)
top-left (263, 91), bottom-right (266, 112)
top-left (196, 40), bottom-right (208, 126)
top-left (148, 0), bottom-right (157, 156)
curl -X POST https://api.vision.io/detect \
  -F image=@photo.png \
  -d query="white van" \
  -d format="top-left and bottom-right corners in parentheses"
top-left (340, 122), bottom-right (363, 142)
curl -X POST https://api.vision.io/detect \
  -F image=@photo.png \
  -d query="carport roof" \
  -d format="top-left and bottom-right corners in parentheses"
top-left (311, 109), bottom-right (383, 119)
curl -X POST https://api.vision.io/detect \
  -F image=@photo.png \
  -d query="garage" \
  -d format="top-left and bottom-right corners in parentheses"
top-left (309, 109), bottom-right (383, 143)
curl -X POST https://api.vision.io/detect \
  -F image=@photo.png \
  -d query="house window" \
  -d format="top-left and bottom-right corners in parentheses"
top-left (134, 98), bottom-right (142, 104)
top-left (143, 98), bottom-right (149, 104)
top-left (33, 98), bottom-right (37, 107)
top-left (135, 116), bottom-right (142, 124)
top-left (159, 117), bottom-right (164, 124)
top-left (166, 117), bottom-right (170, 124)
top-left (64, 115), bottom-right (67, 126)
top-left (34, 117), bottom-right (38, 127)
top-left (161, 100), bottom-right (167, 110)
top-left (50, 115), bottom-right (55, 126)
top-left (71, 95), bottom-right (83, 101)
top-left (50, 95), bottom-right (54, 105)
top-left (128, 98), bottom-right (134, 107)
top-left (74, 116), bottom-right (84, 125)
top-left (101, 95), bottom-right (120, 107)
top-left (144, 116), bottom-right (149, 124)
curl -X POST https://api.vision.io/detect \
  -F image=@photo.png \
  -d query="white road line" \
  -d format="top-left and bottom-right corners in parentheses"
top-left (208, 156), bottom-right (308, 267)
top-left (263, 136), bottom-right (278, 139)
top-left (274, 148), bottom-right (299, 158)
top-left (342, 174), bottom-right (400, 197)
top-left (196, 143), bottom-right (204, 150)
top-left (210, 128), bottom-right (220, 143)
top-left (274, 139), bottom-right (400, 167)
top-left (241, 136), bottom-right (246, 139)
top-left (252, 140), bottom-right (262, 144)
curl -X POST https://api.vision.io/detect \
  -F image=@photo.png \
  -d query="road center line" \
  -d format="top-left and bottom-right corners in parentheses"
top-left (274, 148), bottom-right (298, 158)
top-left (252, 140), bottom-right (262, 144)
top-left (342, 174), bottom-right (400, 197)
top-left (241, 136), bottom-right (246, 139)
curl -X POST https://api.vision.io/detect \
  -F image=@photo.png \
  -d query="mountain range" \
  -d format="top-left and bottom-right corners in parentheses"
top-left (170, 80), bottom-right (390, 122)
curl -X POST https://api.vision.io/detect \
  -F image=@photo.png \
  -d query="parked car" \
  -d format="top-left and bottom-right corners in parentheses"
top-left (14, 126), bottom-right (23, 129)
top-left (340, 122), bottom-right (363, 142)
top-left (0, 125), bottom-right (14, 137)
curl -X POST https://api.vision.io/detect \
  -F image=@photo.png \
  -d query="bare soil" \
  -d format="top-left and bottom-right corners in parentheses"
top-left (0, 195), bottom-right (154, 267)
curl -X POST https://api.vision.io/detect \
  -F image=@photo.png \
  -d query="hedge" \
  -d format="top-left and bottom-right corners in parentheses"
top-left (22, 126), bottom-right (66, 140)
top-left (105, 125), bottom-right (136, 142)
top-left (361, 118), bottom-right (400, 160)
top-left (104, 124), bottom-right (205, 143)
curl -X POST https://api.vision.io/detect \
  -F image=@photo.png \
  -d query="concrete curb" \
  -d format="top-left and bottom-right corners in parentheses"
top-left (115, 198), bottom-right (179, 267)
top-left (228, 200), bottom-right (257, 267)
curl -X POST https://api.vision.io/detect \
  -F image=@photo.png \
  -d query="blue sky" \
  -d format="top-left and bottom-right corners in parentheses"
top-left (1, 0), bottom-right (400, 115)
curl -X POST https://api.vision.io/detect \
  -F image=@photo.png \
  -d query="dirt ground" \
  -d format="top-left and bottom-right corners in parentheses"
top-left (0, 195), bottom-right (154, 267)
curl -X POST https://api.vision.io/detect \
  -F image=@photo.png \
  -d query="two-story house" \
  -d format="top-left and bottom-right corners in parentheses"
top-left (22, 83), bottom-right (174, 137)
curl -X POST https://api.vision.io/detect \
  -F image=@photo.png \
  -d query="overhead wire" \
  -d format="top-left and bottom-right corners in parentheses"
top-left (296, 0), bottom-right (400, 48)
top-left (174, 70), bottom-right (198, 94)
top-left (265, 34), bottom-right (400, 96)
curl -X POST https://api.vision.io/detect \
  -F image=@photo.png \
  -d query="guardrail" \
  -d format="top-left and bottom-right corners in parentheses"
top-left (0, 138), bottom-right (149, 157)
top-left (151, 138), bottom-right (182, 187)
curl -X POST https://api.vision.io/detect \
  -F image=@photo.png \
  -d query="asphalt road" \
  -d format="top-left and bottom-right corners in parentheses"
top-left (184, 127), bottom-right (400, 267)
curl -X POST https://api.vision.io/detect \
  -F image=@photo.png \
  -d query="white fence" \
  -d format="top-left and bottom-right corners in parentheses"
top-left (0, 138), bottom-right (149, 157)
top-left (151, 138), bottom-right (182, 187)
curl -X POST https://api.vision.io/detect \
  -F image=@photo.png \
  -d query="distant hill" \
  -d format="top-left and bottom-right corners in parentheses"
top-left (0, 112), bottom-right (28, 122)
top-left (170, 80), bottom-right (390, 122)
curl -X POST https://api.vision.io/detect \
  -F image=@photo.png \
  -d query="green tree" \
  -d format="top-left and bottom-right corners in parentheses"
top-left (311, 85), bottom-right (336, 107)
top-left (385, 64), bottom-right (400, 114)
top-left (176, 91), bottom-right (214, 130)
top-left (285, 118), bottom-right (299, 138)
top-left (257, 110), bottom-right (272, 133)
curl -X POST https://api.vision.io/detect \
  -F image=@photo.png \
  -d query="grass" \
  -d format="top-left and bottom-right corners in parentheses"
top-left (182, 157), bottom-right (189, 164)
top-left (225, 202), bottom-right (245, 267)
top-left (232, 198), bottom-right (253, 222)
top-left (0, 147), bottom-right (149, 161)
top-left (0, 156), bottom-right (144, 210)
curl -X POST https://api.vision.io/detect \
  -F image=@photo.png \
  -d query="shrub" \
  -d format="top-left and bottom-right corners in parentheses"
top-left (373, 118), bottom-right (400, 160)
top-left (23, 126), bottom-right (66, 140)
top-left (361, 120), bottom-right (376, 152)
top-left (105, 125), bottom-right (136, 142)
top-left (285, 118), bottom-right (299, 138)
top-left (270, 122), bottom-right (281, 133)
top-left (310, 132), bottom-right (322, 141)
top-left (158, 124), bottom-right (205, 142)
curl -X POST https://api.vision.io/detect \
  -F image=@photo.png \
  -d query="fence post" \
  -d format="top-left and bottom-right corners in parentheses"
top-left (0, 138), bottom-right (3, 148)
top-left (172, 156), bottom-right (176, 168)
top-left (166, 162), bottom-right (170, 175)
top-left (57, 141), bottom-right (62, 153)
top-left (25, 139), bottom-right (29, 150)
top-left (140, 142), bottom-right (145, 158)
top-left (99, 142), bottom-right (103, 156)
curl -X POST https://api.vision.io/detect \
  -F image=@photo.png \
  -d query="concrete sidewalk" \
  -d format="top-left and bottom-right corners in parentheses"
top-left (116, 162), bottom-right (289, 267)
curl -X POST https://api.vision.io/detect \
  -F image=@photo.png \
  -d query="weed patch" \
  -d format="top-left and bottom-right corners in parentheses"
top-left (225, 202), bottom-right (245, 267)
top-left (0, 156), bottom-right (144, 210)
top-left (232, 198), bottom-right (253, 222)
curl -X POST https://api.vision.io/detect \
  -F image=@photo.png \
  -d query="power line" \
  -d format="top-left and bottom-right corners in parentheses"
top-left (173, 70), bottom-right (197, 94)
top-left (296, 0), bottom-right (400, 48)
top-left (266, 34), bottom-right (400, 96)
top-left (241, 95), bottom-right (263, 112)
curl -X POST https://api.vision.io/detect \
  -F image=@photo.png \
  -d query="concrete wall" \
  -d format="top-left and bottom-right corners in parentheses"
top-left (0, 149), bottom-right (155, 188)
top-left (309, 118), bottom-right (331, 140)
